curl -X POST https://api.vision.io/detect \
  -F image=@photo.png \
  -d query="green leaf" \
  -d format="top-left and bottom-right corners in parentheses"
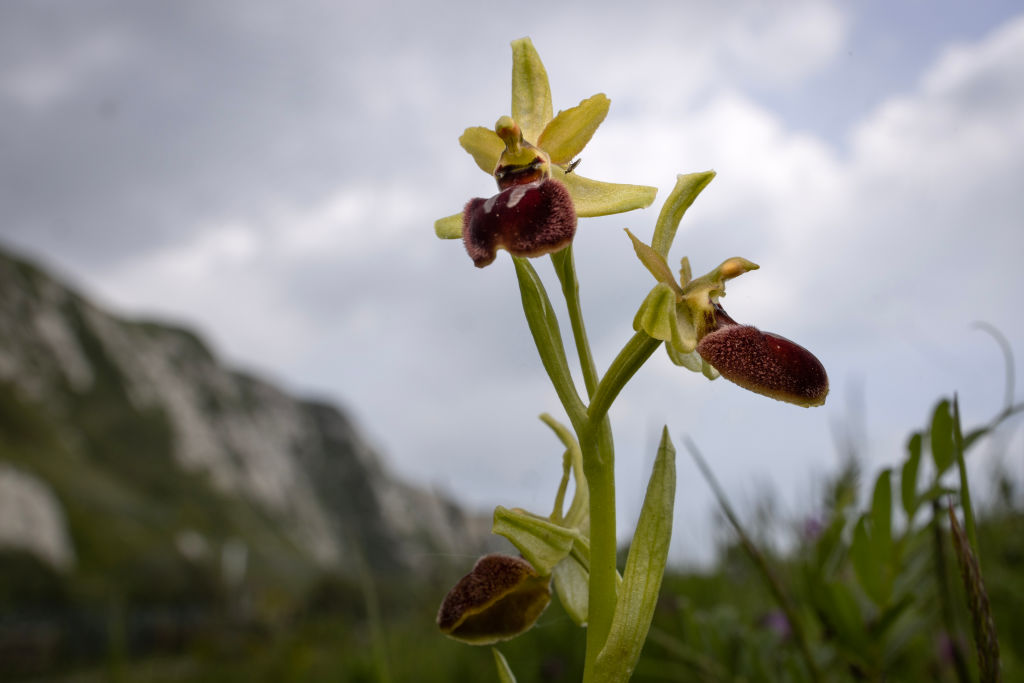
top-left (816, 580), bottom-right (868, 652)
top-left (930, 399), bottom-right (954, 475)
top-left (434, 212), bottom-right (463, 239)
top-left (851, 515), bottom-right (885, 605)
top-left (560, 171), bottom-right (657, 217)
top-left (901, 432), bottom-right (922, 521)
top-left (651, 171), bottom-right (716, 259)
top-left (871, 468), bottom-right (893, 564)
top-left (538, 94), bottom-right (610, 165)
top-left (593, 427), bottom-right (676, 682)
top-left (459, 126), bottom-right (504, 174)
top-left (492, 648), bottom-right (517, 683)
top-left (510, 37), bottom-right (552, 144)
top-left (492, 506), bottom-right (576, 575)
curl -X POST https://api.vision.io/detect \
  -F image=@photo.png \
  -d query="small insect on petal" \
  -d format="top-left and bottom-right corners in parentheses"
top-left (437, 554), bottom-right (551, 645)
top-left (462, 178), bottom-right (577, 268)
top-left (697, 321), bottom-right (829, 407)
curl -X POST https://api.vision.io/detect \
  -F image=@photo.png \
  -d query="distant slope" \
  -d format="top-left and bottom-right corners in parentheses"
top-left (0, 245), bottom-right (493, 605)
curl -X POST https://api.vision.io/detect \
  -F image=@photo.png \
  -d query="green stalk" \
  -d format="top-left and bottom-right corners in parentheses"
top-left (590, 331), bottom-right (662, 426)
top-left (580, 417), bottom-right (617, 680)
top-left (512, 257), bottom-right (587, 428)
top-left (551, 246), bottom-right (599, 398)
top-left (582, 334), bottom-right (660, 680)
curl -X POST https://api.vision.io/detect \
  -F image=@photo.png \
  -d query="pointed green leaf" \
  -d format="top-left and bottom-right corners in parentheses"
top-left (435, 212), bottom-right (463, 239)
top-left (624, 229), bottom-right (680, 290)
top-left (538, 93), bottom-right (610, 165)
top-left (560, 172), bottom-right (657, 217)
top-left (510, 37), bottom-right (552, 143)
top-left (493, 506), bottom-right (576, 575)
top-left (871, 468), bottom-right (893, 563)
top-left (901, 432), bottom-right (922, 520)
top-left (851, 515), bottom-right (885, 605)
top-left (594, 428), bottom-right (676, 682)
top-left (930, 399), bottom-right (954, 475)
top-left (459, 126), bottom-right (504, 174)
top-left (492, 648), bottom-right (517, 683)
top-left (651, 171), bottom-right (716, 259)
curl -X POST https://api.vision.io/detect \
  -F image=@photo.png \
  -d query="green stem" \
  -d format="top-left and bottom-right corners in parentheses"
top-left (551, 246), bottom-right (599, 398)
top-left (581, 337), bottom-right (659, 680)
top-left (512, 257), bottom-right (586, 428)
top-left (581, 417), bottom-right (617, 680)
top-left (590, 331), bottom-right (662, 426)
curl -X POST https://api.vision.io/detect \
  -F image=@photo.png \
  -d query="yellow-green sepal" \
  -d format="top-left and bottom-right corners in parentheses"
top-left (435, 212), bottom-right (463, 239)
top-left (560, 172), bottom-right (657, 217)
top-left (538, 94), bottom-right (610, 165)
top-left (651, 171), bottom-right (716, 258)
top-left (665, 344), bottom-right (720, 378)
top-left (492, 506), bottom-right (578, 575)
top-left (510, 38), bottom-right (552, 143)
top-left (459, 126), bottom-right (504, 174)
top-left (633, 283), bottom-right (696, 354)
top-left (552, 549), bottom-right (590, 626)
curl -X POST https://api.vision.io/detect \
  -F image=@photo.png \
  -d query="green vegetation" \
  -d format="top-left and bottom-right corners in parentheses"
top-left (2, 385), bottom-right (1021, 681)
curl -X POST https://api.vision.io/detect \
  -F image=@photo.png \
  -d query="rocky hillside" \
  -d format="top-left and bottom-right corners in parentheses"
top-left (0, 245), bottom-right (493, 603)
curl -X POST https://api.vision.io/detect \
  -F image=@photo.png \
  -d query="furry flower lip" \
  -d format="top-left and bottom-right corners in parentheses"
top-left (462, 178), bottom-right (577, 268)
top-left (697, 304), bottom-right (829, 408)
top-left (437, 554), bottom-right (551, 645)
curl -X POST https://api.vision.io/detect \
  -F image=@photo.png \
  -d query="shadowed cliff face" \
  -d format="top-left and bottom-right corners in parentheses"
top-left (0, 245), bottom-right (495, 584)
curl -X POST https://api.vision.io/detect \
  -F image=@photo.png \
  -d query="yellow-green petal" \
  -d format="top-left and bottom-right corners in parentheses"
top-left (624, 228), bottom-right (680, 292)
top-left (511, 37), bottom-right (552, 143)
top-left (651, 171), bottom-right (716, 259)
top-left (538, 94), bottom-right (610, 165)
top-left (459, 126), bottom-right (504, 174)
top-left (560, 172), bottom-right (657, 217)
top-left (633, 283), bottom-right (680, 343)
top-left (435, 212), bottom-right (463, 239)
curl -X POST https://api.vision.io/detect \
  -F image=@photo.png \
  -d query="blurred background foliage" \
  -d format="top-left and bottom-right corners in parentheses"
top-left (3, 386), bottom-right (1021, 682)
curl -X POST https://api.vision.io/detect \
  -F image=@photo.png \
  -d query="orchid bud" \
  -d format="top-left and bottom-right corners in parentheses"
top-left (697, 305), bottom-right (828, 407)
top-left (437, 554), bottom-right (551, 645)
top-left (462, 178), bottom-right (577, 268)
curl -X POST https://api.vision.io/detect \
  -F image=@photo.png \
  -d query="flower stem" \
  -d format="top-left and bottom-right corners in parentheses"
top-left (512, 257), bottom-right (586, 428)
top-left (551, 246), bottom-right (598, 398)
top-left (590, 331), bottom-right (662, 426)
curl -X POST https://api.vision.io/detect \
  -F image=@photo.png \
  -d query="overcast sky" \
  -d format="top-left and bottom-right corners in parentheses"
top-left (3, 1), bottom-right (1023, 565)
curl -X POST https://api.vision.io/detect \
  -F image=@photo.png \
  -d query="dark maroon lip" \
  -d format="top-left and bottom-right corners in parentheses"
top-left (697, 315), bottom-right (829, 407)
top-left (462, 178), bottom-right (577, 268)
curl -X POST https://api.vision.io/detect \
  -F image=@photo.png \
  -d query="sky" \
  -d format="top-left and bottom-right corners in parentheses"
top-left (3, 0), bottom-right (1024, 565)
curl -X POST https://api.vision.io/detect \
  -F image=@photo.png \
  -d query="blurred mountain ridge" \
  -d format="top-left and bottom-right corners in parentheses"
top-left (0, 243), bottom-right (493, 601)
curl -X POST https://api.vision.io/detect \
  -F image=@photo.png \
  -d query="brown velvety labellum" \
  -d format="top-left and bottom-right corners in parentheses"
top-left (697, 324), bottom-right (829, 407)
top-left (462, 179), bottom-right (577, 268)
top-left (437, 554), bottom-right (551, 645)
